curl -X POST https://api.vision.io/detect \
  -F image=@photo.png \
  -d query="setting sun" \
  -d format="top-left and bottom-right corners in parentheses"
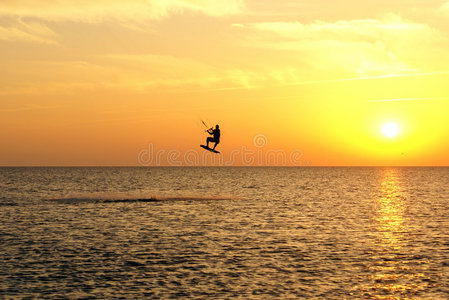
top-left (382, 122), bottom-right (400, 139)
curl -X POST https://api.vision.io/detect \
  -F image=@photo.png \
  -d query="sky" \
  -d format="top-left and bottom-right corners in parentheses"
top-left (1, 0), bottom-right (449, 166)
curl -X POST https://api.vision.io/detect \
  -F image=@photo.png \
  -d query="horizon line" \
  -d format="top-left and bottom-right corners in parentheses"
top-left (1, 165), bottom-right (448, 168)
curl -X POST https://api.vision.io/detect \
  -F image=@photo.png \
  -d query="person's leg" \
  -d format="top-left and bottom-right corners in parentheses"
top-left (207, 137), bottom-right (213, 147)
top-left (212, 140), bottom-right (219, 150)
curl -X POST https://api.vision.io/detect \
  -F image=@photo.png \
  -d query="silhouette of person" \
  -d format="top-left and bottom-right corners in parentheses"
top-left (206, 125), bottom-right (220, 150)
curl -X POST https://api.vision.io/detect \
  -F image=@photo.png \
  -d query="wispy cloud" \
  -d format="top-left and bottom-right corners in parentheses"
top-left (440, 1), bottom-right (449, 15)
top-left (0, 103), bottom-right (61, 112)
top-left (296, 70), bottom-right (449, 86)
top-left (0, 54), bottom-right (270, 94)
top-left (234, 14), bottom-right (448, 77)
top-left (177, 70), bottom-right (449, 94)
top-left (366, 97), bottom-right (436, 103)
top-left (0, 19), bottom-right (58, 44)
top-left (0, 0), bottom-right (245, 23)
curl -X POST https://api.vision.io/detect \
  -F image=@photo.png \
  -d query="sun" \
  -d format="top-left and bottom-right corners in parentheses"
top-left (382, 122), bottom-right (400, 138)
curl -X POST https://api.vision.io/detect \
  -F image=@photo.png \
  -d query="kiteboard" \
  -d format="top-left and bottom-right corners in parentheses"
top-left (200, 145), bottom-right (220, 154)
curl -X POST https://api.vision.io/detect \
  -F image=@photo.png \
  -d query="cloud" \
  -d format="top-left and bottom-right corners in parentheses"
top-left (441, 1), bottom-right (449, 13)
top-left (0, 19), bottom-right (58, 44)
top-left (248, 15), bottom-right (428, 41)
top-left (438, 1), bottom-right (449, 21)
top-left (0, 0), bottom-right (245, 23)
top-left (0, 53), bottom-right (270, 95)
top-left (236, 14), bottom-right (448, 76)
top-left (0, 103), bottom-right (61, 112)
top-left (95, 54), bottom-right (272, 90)
top-left (366, 97), bottom-right (436, 103)
top-left (0, 1), bottom-right (245, 44)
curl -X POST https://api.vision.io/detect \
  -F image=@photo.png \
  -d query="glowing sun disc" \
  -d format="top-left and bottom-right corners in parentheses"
top-left (382, 122), bottom-right (399, 138)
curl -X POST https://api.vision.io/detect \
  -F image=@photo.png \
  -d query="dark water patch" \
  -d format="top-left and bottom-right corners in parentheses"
top-left (102, 198), bottom-right (160, 203)
top-left (48, 193), bottom-right (239, 204)
top-left (242, 185), bottom-right (258, 189)
top-left (124, 260), bottom-right (146, 267)
top-left (0, 202), bottom-right (18, 206)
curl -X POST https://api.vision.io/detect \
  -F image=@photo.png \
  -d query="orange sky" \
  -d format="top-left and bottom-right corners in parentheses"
top-left (1, 0), bottom-right (449, 166)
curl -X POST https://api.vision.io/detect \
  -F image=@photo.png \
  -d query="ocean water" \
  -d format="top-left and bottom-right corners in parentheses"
top-left (1, 167), bottom-right (449, 299)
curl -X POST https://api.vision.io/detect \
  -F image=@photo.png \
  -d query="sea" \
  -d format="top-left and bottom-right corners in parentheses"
top-left (1, 167), bottom-right (449, 299)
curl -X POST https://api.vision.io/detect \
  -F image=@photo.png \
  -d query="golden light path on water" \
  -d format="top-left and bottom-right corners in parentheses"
top-left (363, 169), bottom-right (429, 298)
top-left (377, 169), bottom-right (406, 251)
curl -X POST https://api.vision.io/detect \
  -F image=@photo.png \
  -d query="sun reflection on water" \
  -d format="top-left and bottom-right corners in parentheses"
top-left (376, 168), bottom-right (406, 251)
top-left (358, 168), bottom-right (430, 299)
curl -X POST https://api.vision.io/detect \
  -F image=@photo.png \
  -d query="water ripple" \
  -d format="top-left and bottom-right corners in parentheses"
top-left (1, 167), bottom-right (449, 298)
